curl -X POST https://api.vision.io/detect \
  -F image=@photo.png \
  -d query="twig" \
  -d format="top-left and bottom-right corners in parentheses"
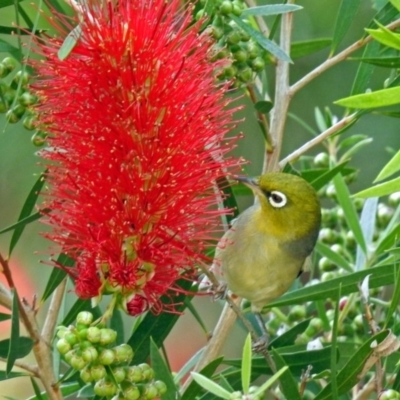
top-left (0, 253), bottom-right (62, 400)
top-left (0, 357), bottom-right (39, 377)
top-left (290, 18), bottom-right (400, 97)
top-left (243, 0), bottom-right (269, 36)
top-left (278, 113), bottom-right (358, 168)
top-left (42, 278), bottom-right (67, 344)
top-left (0, 281), bottom-right (12, 309)
top-left (265, 1), bottom-right (294, 172)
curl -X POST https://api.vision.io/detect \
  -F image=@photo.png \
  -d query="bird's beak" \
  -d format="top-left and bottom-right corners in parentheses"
top-left (234, 176), bottom-right (263, 195)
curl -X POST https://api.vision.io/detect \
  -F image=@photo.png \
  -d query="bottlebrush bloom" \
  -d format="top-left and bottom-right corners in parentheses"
top-left (31, 0), bottom-right (241, 314)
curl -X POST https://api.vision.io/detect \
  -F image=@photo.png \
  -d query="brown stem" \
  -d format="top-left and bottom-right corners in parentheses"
top-left (0, 253), bottom-right (62, 400)
top-left (0, 357), bottom-right (39, 377)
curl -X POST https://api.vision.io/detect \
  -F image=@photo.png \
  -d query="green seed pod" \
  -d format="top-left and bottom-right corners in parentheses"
top-left (2, 57), bottom-right (17, 74)
top-left (22, 115), bottom-right (36, 131)
top-left (122, 383), bottom-right (141, 400)
top-left (220, 0), bottom-right (233, 15)
top-left (0, 100), bottom-right (7, 113)
top-left (210, 25), bottom-right (224, 40)
top-left (344, 230), bottom-right (356, 249)
top-left (99, 328), bottom-right (117, 345)
top-left (379, 389), bottom-right (400, 400)
top-left (246, 41), bottom-right (259, 59)
top-left (80, 366), bottom-right (93, 383)
top-left (94, 379), bottom-right (118, 397)
top-left (232, 3), bottom-right (242, 16)
top-left (98, 348), bottom-right (115, 365)
top-left (18, 92), bottom-right (37, 107)
top-left (232, 49), bottom-right (247, 63)
top-left (330, 244), bottom-right (345, 257)
top-left (154, 380), bottom-right (167, 395)
top-left (56, 326), bottom-right (68, 339)
top-left (319, 257), bottom-right (337, 272)
top-left (223, 64), bottom-right (238, 79)
top-left (143, 383), bottom-right (158, 399)
top-left (227, 30), bottom-right (241, 45)
top-left (64, 332), bottom-right (79, 347)
top-left (113, 344), bottom-right (134, 363)
top-left (313, 152), bottom-right (330, 167)
top-left (90, 364), bottom-right (107, 381)
top-left (82, 346), bottom-right (99, 363)
top-left (125, 365), bottom-right (143, 383)
top-left (388, 192), bottom-right (400, 207)
top-left (70, 354), bottom-right (87, 370)
top-left (319, 228), bottom-right (337, 244)
top-left (251, 57), bottom-right (265, 72)
top-left (326, 184), bottom-right (337, 200)
top-left (287, 305), bottom-right (306, 322)
top-left (238, 66), bottom-right (253, 82)
top-left (377, 203), bottom-right (393, 227)
top-left (87, 326), bottom-right (101, 343)
top-left (31, 130), bottom-right (47, 146)
top-left (78, 328), bottom-right (88, 340)
top-left (305, 318), bottom-right (323, 337)
top-left (139, 363), bottom-right (154, 381)
top-left (321, 271), bottom-right (338, 282)
top-left (0, 63), bottom-right (7, 78)
top-left (111, 366), bottom-right (126, 383)
top-left (56, 338), bottom-right (72, 355)
top-left (239, 29), bottom-right (250, 42)
top-left (11, 70), bottom-right (30, 89)
top-left (76, 311), bottom-right (94, 326)
top-left (6, 104), bottom-right (25, 123)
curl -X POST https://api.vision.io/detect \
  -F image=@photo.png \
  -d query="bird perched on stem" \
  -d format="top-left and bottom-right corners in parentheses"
top-left (210, 172), bottom-right (321, 339)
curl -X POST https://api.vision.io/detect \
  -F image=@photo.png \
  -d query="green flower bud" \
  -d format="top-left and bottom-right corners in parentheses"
top-left (154, 380), bottom-right (167, 395)
top-left (80, 366), bottom-right (93, 383)
top-left (64, 349), bottom-right (75, 364)
top-left (379, 389), bottom-right (400, 400)
top-left (77, 311), bottom-right (94, 326)
top-left (143, 383), bottom-right (158, 399)
top-left (319, 257), bottom-right (336, 272)
top-left (229, 391), bottom-right (243, 400)
top-left (246, 41), bottom-right (259, 59)
top-left (70, 354), bottom-right (87, 370)
top-left (125, 365), bottom-right (143, 383)
top-left (82, 346), bottom-right (99, 363)
top-left (2, 57), bottom-right (17, 74)
top-left (238, 66), bottom-right (252, 82)
top-left (232, 49), bottom-right (247, 63)
top-left (3, 88), bottom-right (16, 107)
top-left (227, 31), bottom-right (241, 45)
top-left (210, 25), bottom-right (224, 40)
top-left (64, 332), bottom-right (79, 346)
top-left (287, 305), bottom-right (306, 322)
top-left (251, 57), bottom-right (265, 72)
top-left (321, 271), bottom-right (337, 282)
top-left (195, 9), bottom-right (205, 21)
top-left (220, 0), bottom-right (233, 15)
top-left (139, 363), bottom-right (154, 381)
top-left (94, 379), bottom-right (118, 397)
top-left (122, 383), bottom-right (141, 400)
top-left (56, 338), bottom-right (72, 355)
top-left (111, 366), bottom-right (126, 383)
top-left (22, 115), bottom-right (36, 131)
top-left (78, 328), bottom-right (88, 340)
top-left (313, 152), bottom-right (329, 167)
top-left (87, 326), bottom-right (101, 343)
top-left (319, 228), bottom-right (337, 244)
top-left (11, 70), bottom-right (30, 89)
top-left (326, 184), bottom-right (336, 200)
top-left (377, 203), bottom-right (393, 227)
top-left (31, 130), bottom-right (47, 146)
top-left (232, 3), bottom-right (242, 16)
top-left (223, 64), bottom-right (237, 79)
top-left (113, 344), bottom-right (134, 363)
top-left (305, 318), bottom-right (323, 337)
top-left (6, 104), bottom-right (25, 123)
top-left (99, 348), bottom-right (115, 365)
top-left (18, 91), bottom-right (37, 106)
top-left (0, 100), bottom-right (7, 113)
top-left (388, 192), bottom-right (400, 207)
top-left (0, 63), bottom-right (7, 78)
top-left (99, 328), bottom-right (117, 345)
top-left (91, 364), bottom-right (107, 381)
top-left (239, 29), bottom-right (250, 42)
top-left (56, 326), bottom-right (68, 339)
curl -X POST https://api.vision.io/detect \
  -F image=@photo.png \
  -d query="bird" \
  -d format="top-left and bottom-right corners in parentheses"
top-left (208, 172), bottom-right (321, 338)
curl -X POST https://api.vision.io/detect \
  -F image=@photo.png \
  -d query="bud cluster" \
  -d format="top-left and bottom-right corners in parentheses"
top-left (198, 0), bottom-right (267, 85)
top-left (56, 311), bottom-right (167, 400)
top-left (229, 386), bottom-right (266, 400)
top-left (0, 56), bottom-right (45, 145)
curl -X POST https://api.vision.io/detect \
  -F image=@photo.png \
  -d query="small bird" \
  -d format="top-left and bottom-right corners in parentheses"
top-left (211, 172), bottom-right (321, 318)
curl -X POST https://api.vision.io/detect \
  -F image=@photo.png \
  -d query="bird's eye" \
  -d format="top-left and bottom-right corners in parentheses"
top-left (268, 190), bottom-right (287, 208)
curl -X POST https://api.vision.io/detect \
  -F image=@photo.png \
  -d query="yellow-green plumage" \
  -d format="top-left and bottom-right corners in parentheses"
top-left (213, 172), bottom-right (321, 312)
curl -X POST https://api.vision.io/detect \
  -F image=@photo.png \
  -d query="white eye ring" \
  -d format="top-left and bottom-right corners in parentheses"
top-left (268, 190), bottom-right (287, 208)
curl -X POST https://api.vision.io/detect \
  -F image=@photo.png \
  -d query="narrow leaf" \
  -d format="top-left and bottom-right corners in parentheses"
top-left (0, 337), bottom-right (33, 359)
top-left (366, 21), bottom-right (400, 50)
top-left (110, 309), bottom-right (124, 345)
top-left (375, 148), bottom-right (400, 182)
top-left (0, 313), bottom-right (11, 322)
top-left (333, 174), bottom-right (366, 252)
top-left (242, 4), bottom-right (302, 16)
top-left (268, 318), bottom-right (312, 349)
top-left (252, 367), bottom-right (288, 397)
top-left (58, 24), bottom-right (82, 60)
top-left (350, 56), bottom-right (400, 68)
top-left (385, 265), bottom-right (400, 328)
top-left (254, 100), bottom-right (273, 114)
top-left (331, 0), bottom-right (362, 55)
top-left (150, 338), bottom-right (177, 400)
top-left (191, 372), bottom-right (231, 399)
top-left (354, 176), bottom-right (400, 198)
top-left (307, 162), bottom-right (351, 191)
top-left (9, 171), bottom-right (46, 256)
top-left (0, 371), bottom-right (29, 381)
top-left (230, 15), bottom-right (292, 63)
top-left (6, 289), bottom-right (20, 375)
top-left (0, 0), bottom-right (24, 7)
top-left (267, 264), bottom-right (398, 308)
top-left (30, 377), bottom-right (45, 400)
top-left (0, 211), bottom-right (44, 236)
top-left (291, 38), bottom-right (332, 59)
top-left (271, 350), bottom-right (301, 400)
top-left (315, 242), bottom-right (353, 272)
top-left (335, 86), bottom-right (400, 109)
top-left (241, 334), bottom-right (252, 394)
top-left (0, 38), bottom-right (20, 53)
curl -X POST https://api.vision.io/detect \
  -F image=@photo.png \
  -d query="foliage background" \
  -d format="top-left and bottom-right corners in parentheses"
top-left (0, 0), bottom-right (400, 398)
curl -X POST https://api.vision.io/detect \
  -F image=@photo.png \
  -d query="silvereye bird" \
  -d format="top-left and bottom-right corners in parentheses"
top-left (211, 172), bottom-right (321, 315)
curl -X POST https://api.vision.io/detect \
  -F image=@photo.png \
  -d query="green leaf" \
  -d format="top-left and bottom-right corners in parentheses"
top-left (0, 38), bottom-right (20, 53)
top-left (290, 38), bottom-right (332, 59)
top-left (354, 176), bottom-right (400, 198)
top-left (27, 382), bottom-right (81, 400)
top-left (254, 100), bottom-right (273, 114)
top-left (61, 299), bottom-right (92, 327)
top-left (7, 289), bottom-right (20, 375)
top-left (0, 337), bottom-right (33, 359)
top-left (268, 318), bottom-right (312, 349)
top-left (366, 20), bottom-right (400, 50)
top-left (271, 350), bottom-right (301, 400)
top-left (305, 162), bottom-right (352, 191)
top-left (30, 377), bottom-right (45, 400)
top-left (376, 224), bottom-right (400, 255)
top-left (242, 4), bottom-right (302, 16)
top-left (316, 242), bottom-right (353, 272)
top-left (241, 334), bottom-right (252, 394)
top-left (331, 0), bottom-right (362, 55)
top-left (8, 171), bottom-right (46, 256)
top-left (350, 56), bottom-right (400, 68)
top-left (0, 211), bottom-right (44, 236)
top-left (110, 309), bottom-right (124, 345)
top-left (0, 313), bottom-right (11, 322)
top-left (128, 280), bottom-right (193, 364)
top-left (150, 338), bottom-right (177, 400)
top-left (58, 24), bottom-right (82, 60)
top-left (229, 15), bottom-right (292, 63)
top-left (0, 371), bottom-right (29, 381)
top-left (333, 174), bottom-right (366, 252)
top-left (251, 367), bottom-right (288, 397)
top-left (391, 0), bottom-right (400, 11)
top-left (77, 383), bottom-right (94, 398)
top-left (41, 253), bottom-right (73, 303)
top-left (0, 0), bottom-right (24, 7)
top-left (385, 265), bottom-right (400, 328)
top-left (191, 372), bottom-right (231, 400)
top-left (336, 86), bottom-right (400, 109)
top-left (375, 148), bottom-right (400, 181)
top-left (314, 330), bottom-right (390, 399)
top-left (181, 357), bottom-right (224, 400)
top-left (267, 264), bottom-right (397, 308)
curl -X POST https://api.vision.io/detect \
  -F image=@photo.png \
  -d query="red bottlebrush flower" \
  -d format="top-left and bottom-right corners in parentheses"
top-left (31, 0), bottom-right (241, 314)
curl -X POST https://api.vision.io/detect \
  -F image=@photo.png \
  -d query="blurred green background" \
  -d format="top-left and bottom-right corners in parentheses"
top-left (0, 0), bottom-right (399, 397)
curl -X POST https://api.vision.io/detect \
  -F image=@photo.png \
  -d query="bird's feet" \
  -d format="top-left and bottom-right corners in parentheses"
top-left (213, 283), bottom-right (228, 301)
top-left (252, 335), bottom-right (269, 354)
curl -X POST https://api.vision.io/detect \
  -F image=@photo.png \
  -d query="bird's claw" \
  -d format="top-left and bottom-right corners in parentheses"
top-left (252, 335), bottom-right (269, 354)
top-left (213, 283), bottom-right (228, 301)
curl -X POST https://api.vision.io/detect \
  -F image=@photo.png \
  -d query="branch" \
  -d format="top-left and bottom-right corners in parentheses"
top-left (0, 357), bottom-right (39, 377)
top-left (0, 281), bottom-right (12, 309)
top-left (42, 278), bottom-right (67, 344)
top-left (278, 112), bottom-right (358, 167)
top-left (290, 18), bottom-right (400, 97)
top-left (264, 1), bottom-right (294, 172)
top-left (243, 0), bottom-right (269, 36)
